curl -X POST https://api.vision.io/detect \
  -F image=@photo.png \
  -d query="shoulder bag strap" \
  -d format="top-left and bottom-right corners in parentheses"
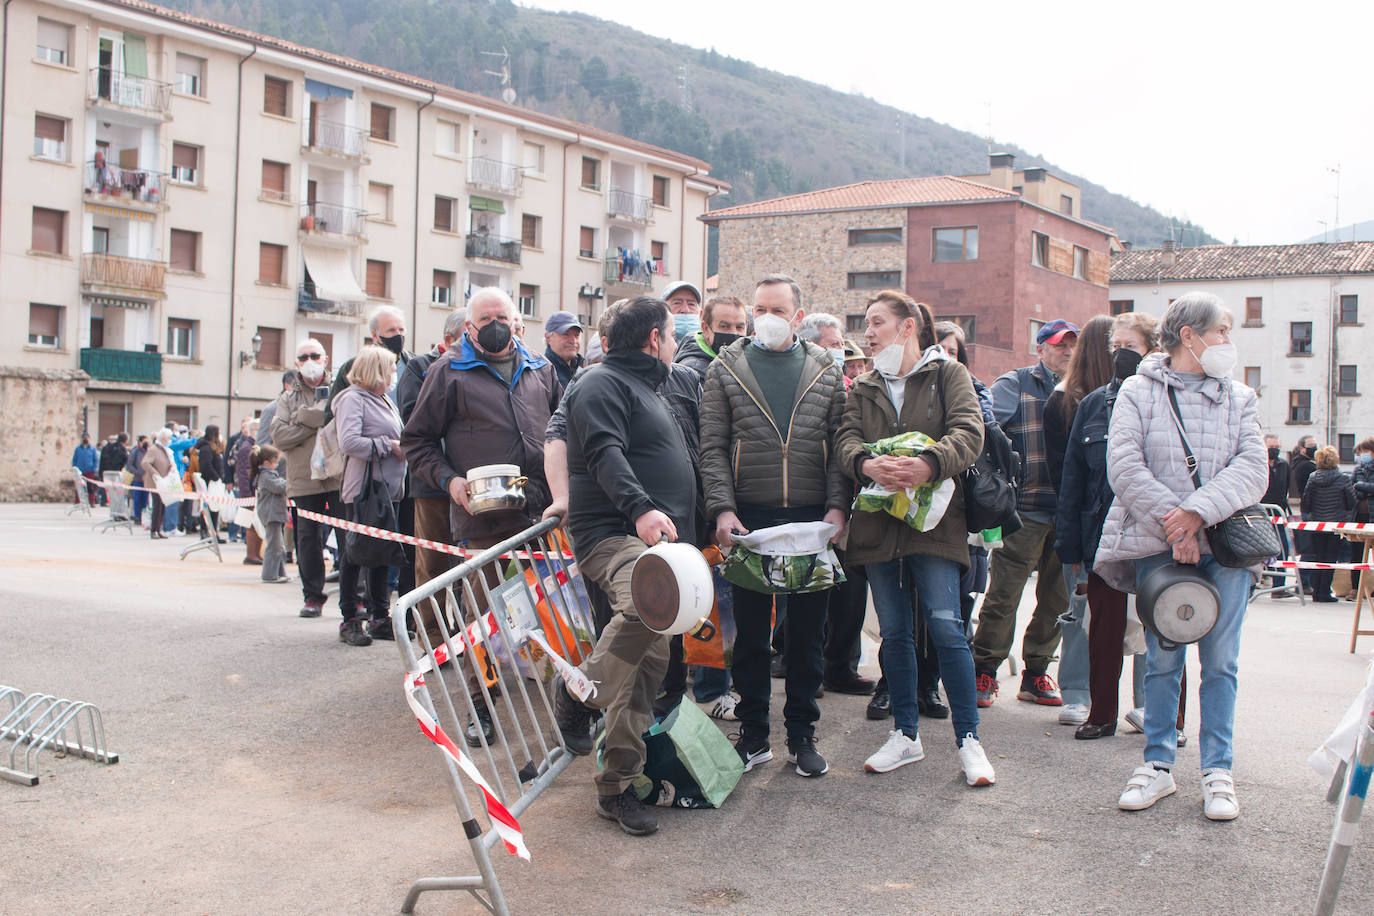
top-left (1165, 386), bottom-right (1203, 491)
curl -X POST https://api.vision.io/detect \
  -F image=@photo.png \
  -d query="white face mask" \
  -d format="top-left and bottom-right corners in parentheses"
top-left (872, 335), bottom-right (908, 376)
top-left (299, 359), bottom-right (325, 383)
top-left (752, 313), bottom-right (794, 350)
top-left (828, 348), bottom-right (846, 369)
top-left (1191, 341), bottom-right (1237, 379)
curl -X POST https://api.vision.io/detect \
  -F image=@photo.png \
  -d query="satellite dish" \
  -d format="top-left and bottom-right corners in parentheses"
top-left (501, 87), bottom-right (517, 105)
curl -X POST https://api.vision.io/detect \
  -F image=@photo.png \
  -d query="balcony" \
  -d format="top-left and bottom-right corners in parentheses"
top-left (297, 284), bottom-right (364, 321)
top-left (80, 348), bottom-right (162, 385)
top-left (303, 118), bottom-right (370, 162)
top-left (604, 249), bottom-right (657, 288)
top-left (88, 69), bottom-right (172, 117)
top-left (607, 188), bottom-right (653, 224)
top-left (84, 161), bottom-right (167, 208)
top-left (468, 157), bottom-right (523, 196)
top-left (82, 253), bottom-right (166, 296)
top-left (300, 202), bottom-right (366, 241)
top-left (465, 233), bottom-right (522, 266)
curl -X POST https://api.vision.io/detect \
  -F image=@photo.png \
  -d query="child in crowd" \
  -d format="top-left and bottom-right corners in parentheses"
top-left (252, 445), bottom-right (290, 583)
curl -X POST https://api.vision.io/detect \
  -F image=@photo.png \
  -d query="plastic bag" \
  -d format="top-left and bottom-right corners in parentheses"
top-left (851, 431), bottom-right (953, 532)
top-left (721, 522), bottom-right (845, 594)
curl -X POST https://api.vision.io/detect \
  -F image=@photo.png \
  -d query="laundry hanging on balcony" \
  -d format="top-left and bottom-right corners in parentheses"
top-left (301, 245), bottom-right (367, 304)
top-left (469, 196), bottom-right (505, 214)
top-left (304, 79), bottom-right (354, 100)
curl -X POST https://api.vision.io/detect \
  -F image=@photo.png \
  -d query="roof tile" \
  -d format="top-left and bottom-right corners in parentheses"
top-left (702, 176), bottom-right (1018, 220)
top-left (1111, 243), bottom-right (1374, 282)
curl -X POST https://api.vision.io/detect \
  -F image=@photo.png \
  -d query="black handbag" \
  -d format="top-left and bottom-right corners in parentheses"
top-left (346, 455), bottom-right (406, 568)
top-left (934, 364), bottom-right (1022, 534)
top-left (1165, 387), bottom-right (1279, 568)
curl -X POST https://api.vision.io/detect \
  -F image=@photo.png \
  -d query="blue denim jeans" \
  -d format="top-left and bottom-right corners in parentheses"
top-left (867, 554), bottom-right (979, 744)
top-left (1058, 563), bottom-right (1091, 706)
top-left (1133, 552), bottom-right (1250, 770)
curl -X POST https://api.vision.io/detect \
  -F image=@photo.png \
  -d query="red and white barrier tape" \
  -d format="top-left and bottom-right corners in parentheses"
top-left (288, 504), bottom-right (572, 563)
top-left (1269, 560), bottom-right (1374, 571)
top-left (1286, 521), bottom-right (1374, 533)
top-left (81, 475), bottom-right (256, 509)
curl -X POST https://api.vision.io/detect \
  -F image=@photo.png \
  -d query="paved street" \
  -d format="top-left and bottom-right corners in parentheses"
top-left (1, 502), bottom-right (1371, 915)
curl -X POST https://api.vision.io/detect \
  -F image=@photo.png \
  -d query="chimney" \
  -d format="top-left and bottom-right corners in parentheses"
top-left (987, 152), bottom-right (1015, 190)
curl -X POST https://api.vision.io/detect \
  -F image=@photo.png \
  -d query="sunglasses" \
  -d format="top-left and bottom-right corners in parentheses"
top-left (297, 352), bottom-right (325, 361)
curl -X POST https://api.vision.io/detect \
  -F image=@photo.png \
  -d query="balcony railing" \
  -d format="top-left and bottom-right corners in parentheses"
top-left (297, 284), bottom-right (363, 320)
top-left (88, 68), bottom-right (172, 115)
top-left (80, 348), bottom-right (162, 385)
top-left (300, 201), bottom-right (366, 240)
top-left (465, 233), bottom-right (522, 265)
top-left (468, 157), bottom-right (523, 196)
top-left (303, 118), bottom-right (369, 159)
top-left (84, 161), bottom-right (167, 204)
top-left (604, 249), bottom-right (657, 287)
top-left (607, 187), bottom-right (653, 223)
top-left (81, 253), bottom-right (166, 294)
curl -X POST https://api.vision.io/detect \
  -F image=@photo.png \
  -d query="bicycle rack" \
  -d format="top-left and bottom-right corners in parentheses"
top-left (0, 685), bottom-right (119, 786)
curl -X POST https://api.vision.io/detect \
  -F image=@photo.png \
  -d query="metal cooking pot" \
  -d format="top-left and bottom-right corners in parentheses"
top-left (631, 539), bottom-right (718, 641)
top-left (1136, 562), bottom-right (1220, 651)
top-left (466, 464), bottom-right (528, 515)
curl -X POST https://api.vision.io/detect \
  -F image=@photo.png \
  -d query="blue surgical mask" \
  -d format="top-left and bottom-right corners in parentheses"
top-left (1359, 453), bottom-right (1373, 467)
top-left (828, 348), bottom-right (846, 369)
top-left (672, 314), bottom-right (699, 341)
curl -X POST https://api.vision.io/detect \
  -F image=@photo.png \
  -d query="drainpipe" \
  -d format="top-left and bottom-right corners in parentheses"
top-left (1328, 278), bottom-right (1338, 447)
top-left (0, 0), bottom-right (17, 257)
top-left (224, 44), bottom-right (257, 423)
top-left (559, 139), bottom-right (570, 318)
top-left (411, 90), bottom-right (435, 337)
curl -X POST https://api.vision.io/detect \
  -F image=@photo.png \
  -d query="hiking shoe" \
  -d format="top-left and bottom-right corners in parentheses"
top-left (824, 673), bottom-right (876, 696)
top-left (1202, 768), bottom-right (1239, 821)
top-left (554, 681), bottom-right (594, 757)
top-left (867, 685), bottom-right (892, 720)
top-left (338, 618), bottom-right (372, 647)
top-left (464, 704), bottom-right (495, 749)
top-left (1118, 765), bottom-right (1176, 811)
top-left (1058, 703), bottom-right (1090, 726)
top-left (1017, 672), bottom-right (1063, 706)
top-left (864, 730), bottom-right (925, 773)
top-left (787, 736), bottom-right (828, 777)
top-left (597, 788), bottom-right (658, 836)
top-left (958, 735), bottom-right (996, 787)
top-left (1123, 707), bottom-right (1146, 732)
top-left (707, 694), bottom-right (739, 722)
top-left (917, 688), bottom-right (949, 719)
top-left (367, 617), bottom-right (397, 641)
top-left (734, 732), bottom-right (773, 772)
top-left (975, 670), bottom-right (998, 708)
top-left (300, 601), bottom-right (323, 618)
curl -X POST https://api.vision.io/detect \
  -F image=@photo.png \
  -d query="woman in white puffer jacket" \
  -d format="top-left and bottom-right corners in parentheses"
top-left (1094, 292), bottom-right (1267, 822)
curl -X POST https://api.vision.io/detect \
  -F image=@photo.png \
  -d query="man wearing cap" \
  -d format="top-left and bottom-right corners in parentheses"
top-left (543, 311), bottom-right (585, 388)
top-left (971, 318), bottom-right (1079, 708)
top-left (664, 280), bottom-right (703, 343)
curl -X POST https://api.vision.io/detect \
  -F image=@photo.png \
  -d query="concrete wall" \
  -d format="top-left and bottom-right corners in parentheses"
top-left (0, 367), bottom-right (88, 500)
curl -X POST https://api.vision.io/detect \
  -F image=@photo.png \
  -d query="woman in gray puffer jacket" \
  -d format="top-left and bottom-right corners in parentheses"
top-left (1094, 293), bottom-right (1267, 823)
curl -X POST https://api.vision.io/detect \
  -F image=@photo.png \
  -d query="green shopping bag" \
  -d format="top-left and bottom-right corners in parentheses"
top-left (596, 698), bottom-right (744, 808)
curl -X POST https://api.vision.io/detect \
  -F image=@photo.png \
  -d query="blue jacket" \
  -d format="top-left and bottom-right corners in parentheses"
top-left (72, 444), bottom-right (98, 474)
top-left (169, 435), bottom-right (194, 475)
top-left (1054, 379), bottom-right (1118, 568)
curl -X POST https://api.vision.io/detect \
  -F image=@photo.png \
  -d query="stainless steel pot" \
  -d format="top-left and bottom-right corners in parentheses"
top-left (1136, 562), bottom-right (1220, 651)
top-left (466, 464), bottom-right (528, 515)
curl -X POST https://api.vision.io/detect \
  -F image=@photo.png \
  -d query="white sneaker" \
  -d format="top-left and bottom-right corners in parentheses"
top-left (707, 694), bottom-right (739, 722)
top-left (864, 730), bottom-right (925, 773)
top-left (1118, 765), bottom-right (1176, 810)
top-left (1202, 768), bottom-right (1239, 821)
top-left (958, 735), bottom-right (996, 786)
top-left (1058, 703), bottom-right (1090, 726)
top-left (1123, 708), bottom-right (1145, 732)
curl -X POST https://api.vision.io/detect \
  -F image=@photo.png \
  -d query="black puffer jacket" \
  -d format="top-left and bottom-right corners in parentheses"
top-left (673, 333), bottom-right (715, 379)
top-left (1301, 467), bottom-right (1356, 522)
top-left (1055, 380), bottom-right (1118, 567)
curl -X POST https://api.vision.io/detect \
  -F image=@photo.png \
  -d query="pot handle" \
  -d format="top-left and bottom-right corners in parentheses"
top-left (689, 618), bottom-right (717, 642)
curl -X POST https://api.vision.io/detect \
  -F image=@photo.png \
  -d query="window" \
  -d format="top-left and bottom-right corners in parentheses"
top-left (1290, 321), bottom-right (1313, 355)
top-left (521, 213), bottom-right (542, 249)
top-left (1110, 299), bottom-right (1134, 315)
top-left (27, 303), bottom-right (62, 348)
top-left (1339, 434), bottom-right (1356, 464)
top-left (255, 326), bottom-right (284, 369)
top-left (578, 226), bottom-right (597, 258)
top-left (368, 182), bottom-right (393, 222)
top-left (169, 229), bottom-right (199, 272)
top-left (1340, 294), bottom-right (1359, 325)
top-left (522, 141), bottom-right (545, 174)
top-left (1059, 194), bottom-right (1073, 215)
top-left (167, 318), bottom-right (196, 358)
top-left (518, 283), bottom-right (538, 318)
top-left (1031, 231), bottom-right (1049, 267)
top-left (1288, 389), bottom-right (1312, 424)
top-left (432, 269), bottom-right (455, 306)
top-left (847, 270), bottom-right (901, 290)
top-left (258, 243), bottom-right (285, 285)
top-left (260, 160), bottom-right (288, 201)
top-left (932, 227), bottom-right (977, 262)
top-left (1072, 246), bottom-right (1088, 279)
top-left (434, 196), bottom-right (455, 232)
top-left (365, 259), bottom-right (390, 299)
top-left (98, 403), bottom-right (131, 442)
top-left (1029, 319), bottom-right (1045, 355)
top-left (35, 18), bottom-right (69, 65)
top-left (1338, 365), bottom-right (1358, 396)
top-left (436, 120), bottom-right (459, 156)
top-left (174, 53), bottom-right (205, 96)
top-left (937, 315), bottom-right (978, 344)
top-left (165, 405), bottom-right (196, 428)
top-left (580, 156), bottom-right (600, 190)
top-left (1244, 366), bottom-right (1261, 392)
top-left (846, 315), bottom-right (865, 333)
top-left (171, 143), bottom-right (200, 185)
top-left (263, 76), bottom-right (290, 117)
top-left (369, 103), bottom-right (395, 142)
top-left (849, 227), bottom-right (903, 246)
top-left (651, 240), bottom-right (667, 263)
top-left (31, 207), bottom-right (65, 254)
top-left (652, 175), bottom-right (670, 207)
top-left (33, 114), bottom-right (66, 160)
top-left (1244, 297), bottom-right (1262, 324)
top-left (91, 227), bottom-right (109, 254)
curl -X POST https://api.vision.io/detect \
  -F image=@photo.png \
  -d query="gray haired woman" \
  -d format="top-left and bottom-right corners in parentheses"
top-left (1093, 292), bottom-right (1267, 821)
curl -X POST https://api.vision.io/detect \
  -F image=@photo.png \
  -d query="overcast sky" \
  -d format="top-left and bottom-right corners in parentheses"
top-left (521, 0), bottom-right (1373, 246)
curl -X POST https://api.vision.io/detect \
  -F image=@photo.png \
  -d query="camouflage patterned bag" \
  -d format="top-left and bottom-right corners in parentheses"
top-left (720, 521), bottom-right (846, 594)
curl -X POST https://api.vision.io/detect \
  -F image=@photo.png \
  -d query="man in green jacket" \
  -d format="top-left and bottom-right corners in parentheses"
top-left (699, 274), bottom-right (849, 779)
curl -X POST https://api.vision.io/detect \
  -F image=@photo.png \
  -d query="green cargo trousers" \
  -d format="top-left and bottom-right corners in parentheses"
top-left (971, 517), bottom-right (1068, 675)
top-left (576, 535), bottom-right (670, 798)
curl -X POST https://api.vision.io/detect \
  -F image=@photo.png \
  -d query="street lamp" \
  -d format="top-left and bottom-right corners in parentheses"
top-left (239, 331), bottom-right (262, 367)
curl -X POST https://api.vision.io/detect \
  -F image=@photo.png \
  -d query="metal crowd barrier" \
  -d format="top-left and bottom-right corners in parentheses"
top-left (94, 471), bottom-right (136, 534)
top-left (0, 684), bottom-right (119, 786)
top-left (390, 517), bottom-right (599, 915)
top-left (179, 474), bottom-right (223, 563)
top-left (67, 468), bottom-right (93, 516)
top-left (1251, 502), bottom-right (1305, 604)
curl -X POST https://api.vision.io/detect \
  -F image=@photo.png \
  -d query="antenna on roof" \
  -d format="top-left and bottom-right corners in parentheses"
top-left (1328, 164), bottom-right (1341, 241)
top-left (481, 47), bottom-right (516, 105)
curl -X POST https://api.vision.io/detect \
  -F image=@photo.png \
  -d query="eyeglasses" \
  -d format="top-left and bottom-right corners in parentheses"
top-left (297, 352), bottom-right (325, 361)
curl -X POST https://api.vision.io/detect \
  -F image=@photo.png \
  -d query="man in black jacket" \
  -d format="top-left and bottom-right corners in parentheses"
top-left (553, 296), bottom-right (696, 837)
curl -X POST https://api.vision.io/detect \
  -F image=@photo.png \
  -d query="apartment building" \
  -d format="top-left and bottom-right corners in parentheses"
top-left (2, 0), bottom-right (724, 451)
top-left (1110, 242), bottom-right (1374, 459)
top-left (703, 155), bottom-right (1116, 379)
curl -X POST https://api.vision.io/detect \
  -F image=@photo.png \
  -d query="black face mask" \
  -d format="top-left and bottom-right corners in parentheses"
top-left (1112, 347), bottom-right (1143, 381)
top-left (710, 332), bottom-right (742, 353)
top-left (378, 333), bottom-right (405, 355)
top-left (475, 321), bottom-right (512, 354)
top-left (1268, 447), bottom-right (1281, 461)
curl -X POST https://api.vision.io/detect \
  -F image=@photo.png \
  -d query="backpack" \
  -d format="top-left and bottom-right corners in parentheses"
top-left (936, 365), bottom-right (1023, 535)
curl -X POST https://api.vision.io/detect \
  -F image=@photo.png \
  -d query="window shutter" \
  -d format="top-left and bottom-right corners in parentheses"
top-left (521, 214), bottom-right (538, 248)
top-left (172, 143), bottom-right (198, 170)
top-left (365, 259), bottom-right (388, 297)
top-left (170, 230), bottom-right (197, 271)
top-left (36, 19), bottom-right (68, 53)
top-left (258, 243), bottom-right (284, 284)
top-left (579, 226), bottom-right (594, 253)
top-left (29, 304), bottom-right (61, 337)
top-left (261, 160), bottom-right (286, 193)
top-left (581, 157), bottom-right (597, 187)
top-left (256, 327), bottom-right (284, 368)
top-left (264, 77), bottom-right (287, 115)
top-left (370, 104), bottom-right (391, 140)
top-left (434, 197), bottom-right (452, 231)
top-left (32, 208), bottom-right (63, 253)
top-left (35, 115), bottom-right (65, 142)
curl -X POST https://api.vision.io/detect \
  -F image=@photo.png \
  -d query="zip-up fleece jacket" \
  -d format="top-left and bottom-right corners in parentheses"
top-left (699, 337), bottom-right (848, 519)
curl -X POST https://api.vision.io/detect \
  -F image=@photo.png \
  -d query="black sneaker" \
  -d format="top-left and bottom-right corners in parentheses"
top-left (338, 618), bottom-right (372, 647)
top-left (1017, 671), bottom-right (1063, 706)
top-left (367, 617), bottom-right (396, 641)
top-left (733, 732), bottom-right (773, 772)
top-left (824, 673), bottom-right (877, 696)
top-left (465, 704), bottom-right (495, 749)
top-left (553, 681), bottom-right (594, 757)
top-left (596, 788), bottom-right (658, 836)
top-left (917, 688), bottom-right (950, 719)
top-left (866, 685), bottom-right (892, 720)
top-left (300, 601), bottom-right (323, 619)
top-left (787, 736), bottom-right (829, 777)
